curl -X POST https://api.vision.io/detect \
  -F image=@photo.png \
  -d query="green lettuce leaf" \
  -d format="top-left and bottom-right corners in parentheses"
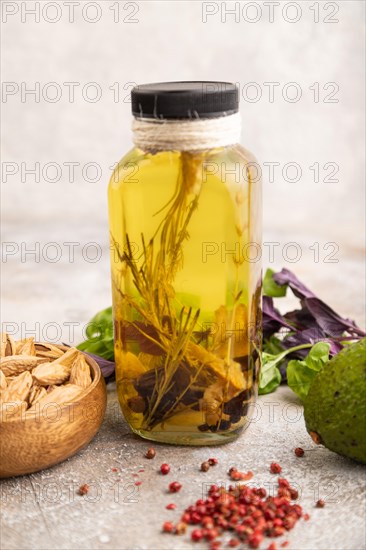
top-left (77, 306), bottom-right (114, 360)
top-left (287, 342), bottom-right (330, 401)
top-left (263, 268), bottom-right (287, 298)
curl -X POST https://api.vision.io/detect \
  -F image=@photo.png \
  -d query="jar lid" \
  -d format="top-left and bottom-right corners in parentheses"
top-left (131, 81), bottom-right (239, 120)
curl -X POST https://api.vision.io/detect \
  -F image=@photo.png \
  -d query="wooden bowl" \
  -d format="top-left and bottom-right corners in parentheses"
top-left (0, 349), bottom-right (107, 478)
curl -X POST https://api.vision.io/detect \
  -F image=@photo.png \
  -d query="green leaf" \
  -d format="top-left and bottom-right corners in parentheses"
top-left (287, 342), bottom-right (330, 401)
top-left (305, 341), bottom-right (330, 370)
top-left (263, 268), bottom-right (287, 298)
top-left (259, 353), bottom-right (282, 394)
top-left (77, 306), bottom-right (115, 361)
top-left (263, 335), bottom-right (285, 356)
top-left (259, 343), bottom-right (313, 395)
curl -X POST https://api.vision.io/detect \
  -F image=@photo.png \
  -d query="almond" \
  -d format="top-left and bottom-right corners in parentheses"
top-left (0, 355), bottom-right (49, 377)
top-left (15, 337), bottom-right (36, 356)
top-left (1, 371), bottom-right (32, 403)
top-left (0, 333), bottom-right (16, 358)
top-left (69, 353), bottom-right (92, 389)
top-left (51, 347), bottom-right (80, 368)
top-left (28, 384), bottom-right (82, 410)
top-left (28, 384), bottom-right (47, 406)
top-left (34, 342), bottom-right (64, 360)
top-left (0, 370), bottom-right (7, 391)
top-left (32, 362), bottom-right (71, 386)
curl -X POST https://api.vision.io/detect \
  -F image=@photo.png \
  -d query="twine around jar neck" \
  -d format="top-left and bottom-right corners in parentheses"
top-left (132, 113), bottom-right (241, 152)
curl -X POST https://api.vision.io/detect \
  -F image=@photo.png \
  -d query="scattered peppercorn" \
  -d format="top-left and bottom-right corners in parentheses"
top-left (304, 513), bottom-right (310, 521)
top-left (294, 447), bottom-right (304, 457)
top-left (166, 503), bottom-right (176, 510)
top-left (134, 481), bottom-right (142, 486)
top-left (145, 447), bottom-right (156, 459)
top-left (205, 528), bottom-right (219, 541)
top-left (208, 458), bottom-right (218, 466)
top-left (270, 462), bottom-right (282, 474)
top-left (160, 463), bottom-right (170, 475)
top-left (316, 499), bottom-right (325, 508)
top-left (290, 488), bottom-right (299, 500)
top-left (111, 467), bottom-right (118, 472)
top-left (201, 461), bottom-right (210, 472)
top-left (229, 468), bottom-right (253, 481)
top-left (267, 543), bottom-right (277, 550)
top-left (191, 529), bottom-right (204, 542)
top-left (77, 484), bottom-right (89, 496)
top-left (162, 469), bottom-right (308, 548)
top-left (278, 478), bottom-right (290, 488)
top-left (248, 532), bottom-right (263, 548)
top-left (169, 481), bottom-right (182, 493)
top-left (281, 542), bottom-right (289, 548)
top-left (162, 521), bottom-right (174, 533)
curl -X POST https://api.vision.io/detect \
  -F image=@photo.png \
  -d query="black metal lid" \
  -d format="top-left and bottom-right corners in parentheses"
top-left (131, 81), bottom-right (239, 120)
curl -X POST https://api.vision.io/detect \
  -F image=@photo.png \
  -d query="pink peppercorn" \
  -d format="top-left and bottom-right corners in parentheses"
top-left (316, 499), bottom-right (325, 508)
top-left (270, 462), bottom-right (282, 474)
top-left (294, 447), bottom-right (304, 457)
top-left (166, 503), bottom-right (176, 510)
top-left (248, 532), bottom-right (263, 548)
top-left (162, 521), bottom-right (174, 533)
top-left (278, 478), bottom-right (290, 488)
top-left (191, 529), bottom-right (203, 542)
top-left (169, 481), bottom-right (182, 493)
top-left (160, 463), bottom-right (170, 475)
top-left (205, 528), bottom-right (219, 541)
top-left (208, 458), bottom-right (218, 466)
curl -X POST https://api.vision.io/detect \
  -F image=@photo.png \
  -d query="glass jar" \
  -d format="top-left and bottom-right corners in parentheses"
top-left (108, 82), bottom-right (262, 445)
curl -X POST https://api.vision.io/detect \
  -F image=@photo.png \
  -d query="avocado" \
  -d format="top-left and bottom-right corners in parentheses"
top-left (304, 338), bottom-right (366, 464)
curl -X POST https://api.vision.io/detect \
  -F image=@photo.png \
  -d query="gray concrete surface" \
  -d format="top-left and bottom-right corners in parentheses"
top-left (1, 386), bottom-right (365, 550)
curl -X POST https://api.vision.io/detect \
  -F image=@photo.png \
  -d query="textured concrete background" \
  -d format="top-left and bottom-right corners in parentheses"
top-left (1, 1), bottom-right (366, 549)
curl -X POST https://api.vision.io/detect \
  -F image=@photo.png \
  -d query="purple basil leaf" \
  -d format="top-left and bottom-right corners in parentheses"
top-left (304, 297), bottom-right (366, 338)
top-left (273, 268), bottom-right (316, 299)
top-left (284, 307), bottom-right (319, 331)
top-left (262, 296), bottom-right (294, 339)
top-left (82, 351), bottom-right (116, 383)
